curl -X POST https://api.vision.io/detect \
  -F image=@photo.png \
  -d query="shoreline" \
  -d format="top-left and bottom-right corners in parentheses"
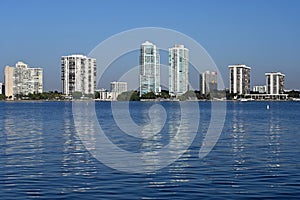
top-left (1, 99), bottom-right (300, 103)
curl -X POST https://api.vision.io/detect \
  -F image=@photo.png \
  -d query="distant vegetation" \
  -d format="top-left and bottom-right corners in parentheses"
top-left (71, 91), bottom-right (94, 99)
top-left (286, 90), bottom-right (300, 98)
top-left (1, 91), bottom-right (100, 101)
top-left (0, 94), bottom-right (5, 100)
top-left (10, 91), bottom-right (64, 100)
top-left (117, 91), bottom-right (140, 101)
top-left (177, 90), bottom-right (199, 101)
top-left (116, 90), bottom-right (226, 101)
top-left (140, 90), bottom-right (171, 100)
top-left (5, 89), bottom-right (298, 101)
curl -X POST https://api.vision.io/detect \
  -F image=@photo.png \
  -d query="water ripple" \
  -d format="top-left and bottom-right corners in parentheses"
top-left (0, 101), bottom-right (299, 199)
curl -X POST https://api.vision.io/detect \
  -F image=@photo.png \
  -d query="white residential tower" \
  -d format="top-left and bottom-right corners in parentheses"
top-left (265, 72), bottom-right (285, 95)
top-left (169, 44), bottom-right (189, 97)
top-left (139, 41), bottom-right (160, 96)
top-left (229, 64), bottom-right (251, 95)
top-left (61, 54), bottom-right (96, 96)
top-left (5, 61), bottom-right (43, 98)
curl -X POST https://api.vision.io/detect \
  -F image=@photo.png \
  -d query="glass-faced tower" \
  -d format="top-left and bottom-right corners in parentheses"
top-left (169, 44), bottom-right (189, 97)
top-left (139, 41), bottom-right (160, 96)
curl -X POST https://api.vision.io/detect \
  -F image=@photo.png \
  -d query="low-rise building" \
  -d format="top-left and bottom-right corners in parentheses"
top-left (96, 89), bottom-right (119, 101)
top-left (110, 81), bottom-right (127, 94)
top-left (253, 85), bottom-right (266, 93)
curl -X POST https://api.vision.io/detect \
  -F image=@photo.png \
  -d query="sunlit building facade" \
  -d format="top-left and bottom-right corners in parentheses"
top-left (110, 81), bottom-right (127, 94)
top-left (253, 85), bottom-right (267, 93)
top-left (229, 64), bottom-right (251, 95)
top-left (139, 41), bottom-right (160, 96)
top-left (169, 44), bottom-right (189, 97)
top-left (61, 54), bottom-right (96, 96)
top-left (5, 61), bottom-right (43, 98)
top-left (4, 66), bottom-right (14, 98)
top-left (265, 72), bottom-right (285, 95)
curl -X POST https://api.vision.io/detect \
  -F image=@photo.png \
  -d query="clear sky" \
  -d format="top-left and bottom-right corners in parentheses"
top-left (0, 0), bottom-right (299, 91)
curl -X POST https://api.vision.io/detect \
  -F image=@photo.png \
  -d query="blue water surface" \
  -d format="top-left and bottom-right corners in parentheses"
top-left (0, 101), bottom-right (299, 199)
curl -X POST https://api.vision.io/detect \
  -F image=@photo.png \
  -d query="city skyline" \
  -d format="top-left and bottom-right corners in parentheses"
top-left (1, 55), bottom-right (291, 98)
top-left (0, 0), bottom-right (299, 91)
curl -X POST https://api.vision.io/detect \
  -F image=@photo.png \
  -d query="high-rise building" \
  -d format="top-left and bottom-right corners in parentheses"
top-left (265, 72), bottom-right (285, 95)
top-left (139, 41), bottom-right (160, 96)
top-left (229, 64), bottom-right (251, 95)
top-left (0, 83), bottom-right (4, 95)
top-left (200, 71), bottom-right (218, 95)
top-left (169, 44), bottom-right (189, 97)
top-left (5, 66), bottom-right (14, 98)
top-left (110, 81), bottom-right (127, 93)
top-left (61, 54), bottom-right (96, 96)
top-left (5, 61), bottom-right (43, 98)
top-left (14, 62), bottom-right (43, 95)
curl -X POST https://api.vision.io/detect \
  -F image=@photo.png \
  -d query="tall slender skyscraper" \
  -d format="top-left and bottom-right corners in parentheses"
top-left (169, 44), bottom-right (189, 97)
top-left (265, 72), bottom-right (285, 95)
top-left (4, 66), bottom-right (14, 98)
top-left (229, 64), bottom-right (251, 95)
top-left (139, 41), bottom-right (160, 96)
top-left (61, 54), bottom-right (96, 96)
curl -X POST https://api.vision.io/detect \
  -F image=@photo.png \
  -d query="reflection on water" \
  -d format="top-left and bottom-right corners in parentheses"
top-left (166, 108), bottom-right (192, 186)
top-left (145, 105), bottom-right (192, 188)
top-left (0, 102), bottom-right (299, 199)
top-left (267, 111), bottom-right (281, 170)
top-left (139, 104), bottom-right (165, 172)
top-left (228, 103), bottom-right (286, 194)
top-left (61, 104), bottom-right (98, 194)
top-left (3, 104), bottom-right (44, 198)
top-left (231, 108), bottom-right (247, 174)
top-left (73, 101), bottom-right (198, 174)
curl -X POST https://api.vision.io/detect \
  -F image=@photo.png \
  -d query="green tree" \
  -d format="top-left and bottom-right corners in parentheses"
top-left (95, 91), bottom-right (100, 99)
top-left (141, 92), bottom-right (156, 99)
top-left (158, 90), bottom-right (170, 99)
top-left (0, 94), bottom-right (5, 100)
top-left (72, 91), bottom-right (83, 99)
top-left (178, 90), bottom-right (198, 101)
top-left (287, 90), bottom-right (300, 98)
top-left (117, 91), bottom-right (140, 101)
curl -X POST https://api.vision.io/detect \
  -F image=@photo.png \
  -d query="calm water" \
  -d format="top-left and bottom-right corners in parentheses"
top-left (0, 101), bottom-right (299, 199)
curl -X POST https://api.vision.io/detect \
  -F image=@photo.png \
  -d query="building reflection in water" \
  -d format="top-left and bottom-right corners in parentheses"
top-left (74, 101), bottom-right (199, 174)
top-left (230, 104), bottom-right (283, 188)
top-left (3, 105), bottom-right (44, 197)
top-left (231, 107), bottom-right (246, 173)
top-left (144, 103), bottom-right (193, 189)
top-left (267, 111), bottom-right (281, 171)
top-left (230, 105), bottom-right (248, 191)
top-left (61, 102), bottom-right (96, 193)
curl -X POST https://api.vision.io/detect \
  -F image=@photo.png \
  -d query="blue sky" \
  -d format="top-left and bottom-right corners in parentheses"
top-left (0, 0), bottom-right (299, 91)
